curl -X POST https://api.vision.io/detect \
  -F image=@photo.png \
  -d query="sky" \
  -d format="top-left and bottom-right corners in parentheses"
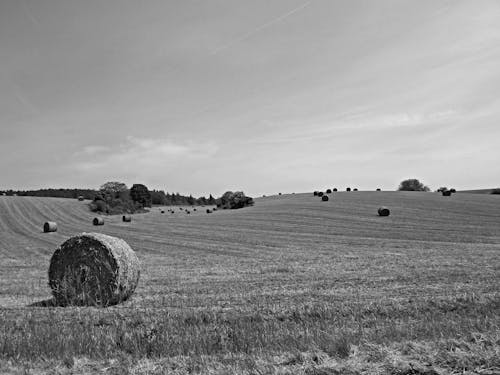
top-left (1, 0), bottom-right (499, 197)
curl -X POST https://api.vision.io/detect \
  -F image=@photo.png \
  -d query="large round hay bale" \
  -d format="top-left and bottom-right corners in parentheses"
top-left (346, 187), bottom-right (351, 192)
top-left (213, 207), bottom-right (217, 211)
top-left (333, 188), bottom-right (338, 192)
top-left (44, 221), bottom-right (57, 233)
top-left (442, 190), bottom-right (452, 196)
top-left (122, 215), bottom-right (131, 222)
top-left (378, 207), bottom-right (390, 216)
top-left (206, 209), bottom-right (212, 214)
top-left (318, 191), bottom-right (324, 197)
top-left (321, 195), bottom-right (329, 201)
top-left (326, 189), bottom-right (332, 194)
top-left (93, 217), bottom-right (104, 226)
top-left (313, 191), bottom-right (318, 196)
top-left (353, 188), bottom-right (358, 191)
top-left (160, 210), bottom-right (165, 214)
top-left (376, 188), bottom-right (381, 191)
top-left (48, 232), bottom-right (140, 306)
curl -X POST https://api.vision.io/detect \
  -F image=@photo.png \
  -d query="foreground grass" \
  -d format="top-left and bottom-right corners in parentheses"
top-left (0, 193), bottom-right (499, 373)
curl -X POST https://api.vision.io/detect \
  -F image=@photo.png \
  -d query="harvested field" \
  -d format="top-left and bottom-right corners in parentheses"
top-left (0, 193), bottom-right (499, 374)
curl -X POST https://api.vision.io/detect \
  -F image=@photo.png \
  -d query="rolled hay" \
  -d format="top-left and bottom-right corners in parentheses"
top-left (313, 191), bottom-right (318, 196)
top-left (353, 188), bottom-right (358, 191)
top-left (442, 190), bottom-right (452, 196)
top-left (193, 208), bottom-right (197, 211)
top-left (321, 195), bottom-right (329, 201)
top-left (77, 196), bottom-right (84, 201)
top-left (318, 191), bottom-right (324, 197)
top-left (333, 188), bottom-right (338, 192)
top-left (346, 187), bottom-right (351, 192)
top-left (376, 188), bottom-right (381, 191)
top-left (48, 232), bottom-right (140, 306)
top-left (93, 217), bottom-right (104, 226)
top-left (206, 209), bottom-right (212, 213)
top-left (122, 215), bottom-right (132, 222)
top-left (378, 207), bottom-right (390, 216)
top-left (186, 210), bottom-right (191, 214)
top-left (326, 189), bottom-right (332, 194)
top-left (160, 210), bottom-right (165, 214)
top-left (213, 207), bottom-right (217, 211)
top-left (44, 221), bottom-right (58, 233)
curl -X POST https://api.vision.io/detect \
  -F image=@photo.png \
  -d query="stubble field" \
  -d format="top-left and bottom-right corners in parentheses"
top-left (0, 192), bottom-right (499, 374)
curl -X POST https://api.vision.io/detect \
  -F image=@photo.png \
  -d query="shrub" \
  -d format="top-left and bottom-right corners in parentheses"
top-left (491, 188), bottom-right (500, 194)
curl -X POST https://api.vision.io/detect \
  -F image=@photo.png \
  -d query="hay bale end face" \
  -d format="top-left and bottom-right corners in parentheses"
top-left (206, 209), bottom-right (212, 213)
top-left (44, 221), bottom-right (57, 233)
top-left (122, 215), bottom-right (131, 222)
top-left (321, 195), bottom-right (329, 201)
top-left (378, 207), bottom-right (390, 216)
top-left (48, 232), bottom-right (140, 306)
top-left (93, 217), bottom-right (104, 226)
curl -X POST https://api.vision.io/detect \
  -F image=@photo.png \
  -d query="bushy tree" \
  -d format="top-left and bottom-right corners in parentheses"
top-left (398, 179), bottom-right (430, 192)
top-left (130, 184), bottom-right (151, 207)
top-left (216, 191), bottom-right (254, 209)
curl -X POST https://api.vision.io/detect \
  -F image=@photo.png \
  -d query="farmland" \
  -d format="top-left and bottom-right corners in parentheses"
top-left (0, 192), bottom-right (499, 374)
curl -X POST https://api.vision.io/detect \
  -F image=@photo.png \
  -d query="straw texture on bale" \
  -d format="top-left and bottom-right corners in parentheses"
top-left (93, 217), bottom-right (104, 226)
top-left (378, 207), bottom-right (390, 216)
top-left (122, 215), bottom-right (131, 222)
top-left (321, 195), bottom-right (329, 201)
top-left (44, 221), bottom-right (57, 233)
top-left (48, 232), bottom-right (140, 307)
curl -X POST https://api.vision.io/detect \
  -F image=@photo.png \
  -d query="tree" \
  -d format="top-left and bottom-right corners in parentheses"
top-left (216, 191), bottom-right (254, 209)
top-left (398, 179), bottom-right (430, 192)
top-left (100, 181), bottom-right (128, 195)
top-left (130, 184), bottom-right (151, 207)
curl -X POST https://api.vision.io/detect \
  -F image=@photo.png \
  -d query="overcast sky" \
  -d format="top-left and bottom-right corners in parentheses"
top-left (1, 0), bottom-right (499, 196)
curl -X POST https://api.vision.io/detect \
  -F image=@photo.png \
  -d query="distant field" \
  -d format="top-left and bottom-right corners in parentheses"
top-left (458, 188), bottom-right (498, 194)
top-left (0, 192), bottom-right (499, 374)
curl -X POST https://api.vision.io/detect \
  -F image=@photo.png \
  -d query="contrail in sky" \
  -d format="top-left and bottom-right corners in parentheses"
top-left (211, 1), bottom-right (312, 55)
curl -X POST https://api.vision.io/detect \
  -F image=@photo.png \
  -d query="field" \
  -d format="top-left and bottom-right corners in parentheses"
top-left (0, 192), bottom-right (499, 374)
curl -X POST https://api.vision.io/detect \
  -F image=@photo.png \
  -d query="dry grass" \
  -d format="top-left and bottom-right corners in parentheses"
top-left (0, 193), bottom-right (499, 374)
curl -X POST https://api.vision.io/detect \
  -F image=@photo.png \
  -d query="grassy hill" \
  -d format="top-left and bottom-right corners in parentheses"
top-left (0, 192), bottom-right (499, 374)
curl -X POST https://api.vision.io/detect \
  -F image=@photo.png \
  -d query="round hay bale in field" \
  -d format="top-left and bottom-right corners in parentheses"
top-left (193, 208), bottom-right (197, 211)
top-left (333, 188), bottom-right (338, 192)
top-left (48, 232), bottom-right (140, 306)
top-left (186, 210), bottom-right (190, 214)
top-left (442, 190), bottom-right (452, 196)
top-left (321, 195), bottom-right (329, 201)
top-left (449, 188), bottom-right (456, 193)
top-left (346, 187), bottom-right (351, 192)
top-left (353, 188), bottom-right (358, 191)
top-left (93, 217), bottom-right (104, 226)
top-left (313, 191), bottom-right (318, 196)
top-left (376, 188), bottom-right (381, 191)
top-left (213, 207), bottom-right (217, 211)
top-left (326, 189), bottom-right (332, 194)
top-left (378, 207), bottom-right (390, 216)
top-left (77, 196), bottom-right (84, 201)
top-left (122, 215), bottom-right (131, 222)
top-left (44, 221), bottom-right (58, 233)
top-left (318, 191), bottom-right (324, 197)
top-left (206, 209), bottom-right (212, 214)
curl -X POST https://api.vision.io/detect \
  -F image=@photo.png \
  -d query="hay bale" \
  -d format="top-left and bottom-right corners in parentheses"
top-left (48, 232), bottom-right (140, 306)
top-left (77, 196), bottom-right (84, 201)
top-left (346, 187), bottom-right (351, 192)
top-left (278, 192), bottom-right (282, 195)
top-left (442, 190), bottom-right (452, 196)
top-left (376, 188), bottom-right (381, 191)
top-left (186, 210), bottom-right (190, 214)
top-left (321, 195), bottom-right (329, 201)
top-left (93, 217), bottom-right (104, 226)
top-left (353, 188), bottom-right (358, 191)
top-left (378, 207), bottom-right (390, 216)
top-left (213, 207), bottom-right (217, 211)
top-left (44, 221), bottom-right (57, 233)
top-left (193, 208), bottom-right (197, 211)
top-left (318, 191), bottom-right (324, 197)
top-left (206, 209), bottom-right (212, 214)
top-left (313, 191), bottom-right (318, 196)
top-left (161, 210), bottom-right (165, 213)
top-left (122, 215), bottom-right (131, 222)
top-left (326, 189), bottom-right (332, 194)
top-left (333, 188), bottom-right (338, 192)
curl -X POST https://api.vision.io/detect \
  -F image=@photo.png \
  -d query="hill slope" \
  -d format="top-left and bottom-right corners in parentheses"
top-left (0, 192), bottom-right (499, 373)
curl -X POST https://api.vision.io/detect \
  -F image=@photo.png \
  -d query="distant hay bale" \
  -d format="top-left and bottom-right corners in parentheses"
top-left (318, 192), bottom-right (324, 197)
top-left (44, 221), bottom-right (57, 233)
top-left (376, 188), bottom-right (381, 191)
top-left (346, 187), bottom-right (351, 192)
top-left (206, 209), bottom-right (212, 213)
top-left (313, 191), bottom-right (318, 196)
top-left (122, 215), bottom-right (131, 222)
top-left (160, 210), bottom-right (165, 213)
top-left (193, 208), bottom-right (197, 211)
top-left (278, 192), bottom-right (282, 195)
top-left (93, 217), bottom-right (104, 226)
top-left (333, 188), bottom-right (337, 192)
top-left (77, 196), bottom-right (84, 201)
top-left (442, 190), bottom-right (452, 196)
top-left (321, 195), bottom-right (329, 201)
top-left (353, 188), bottom-right (358, 191)
top-left (326, 189), bottom-right (332, 194)
top-left (378, 207), bottom-right (390, 216)
top-left (48, 232), bottom-right (140, 306)
top-left (213, 208), bottom-right (217, 211)
top-left (449, 188), bottom-right (456, 193)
